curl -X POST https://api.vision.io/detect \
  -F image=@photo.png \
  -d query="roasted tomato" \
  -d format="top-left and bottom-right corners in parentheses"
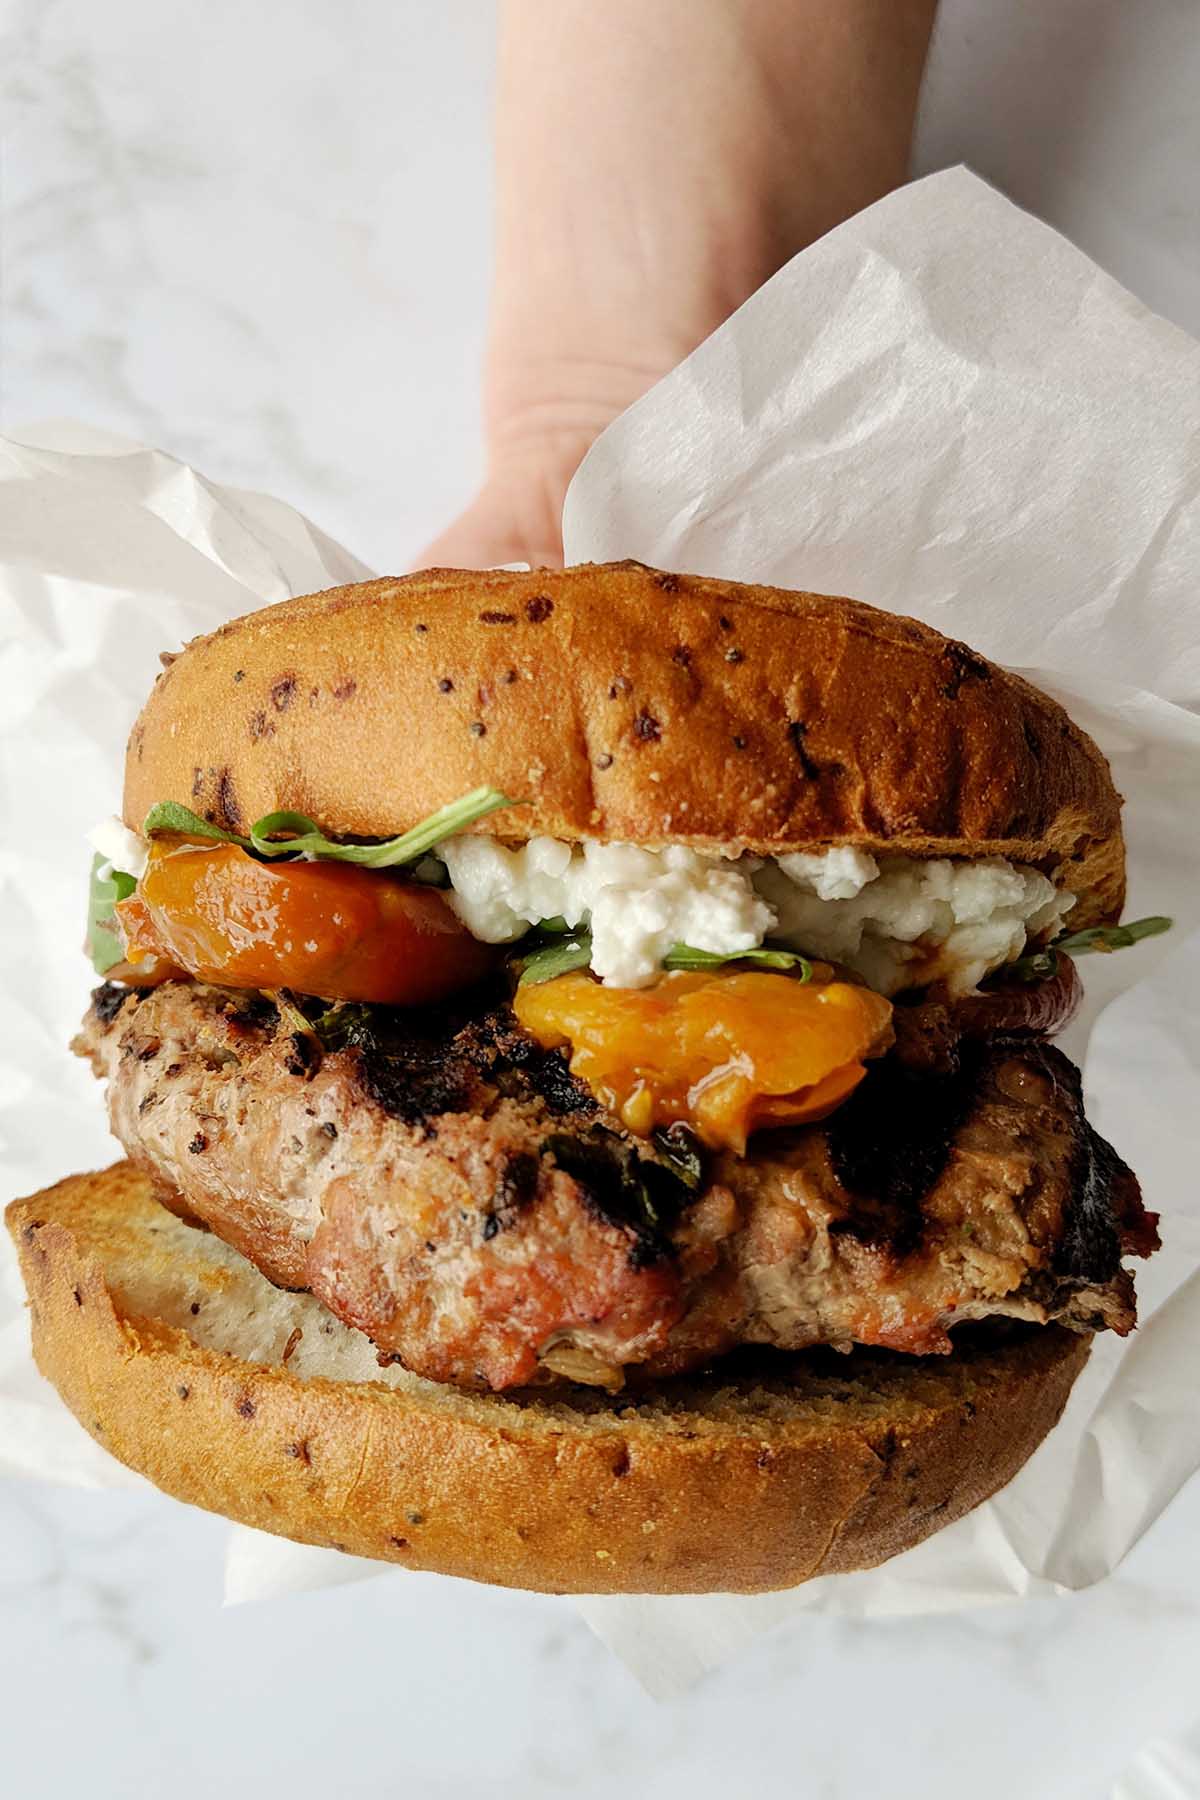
top-left (116, 837), bottom-right (496, 1004)
top-left (514, 967), bottom-right (895, 1152)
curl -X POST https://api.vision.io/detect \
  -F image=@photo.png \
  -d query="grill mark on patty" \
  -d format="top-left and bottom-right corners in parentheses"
top-left (827, 1035), bottom-right (1151, 1290)
top-left (541, 1128), bottom-right (701, 1270)
top-left (220, 992), bottom-right (280, 1033)
top-left (338, 995), bottom-right (596, 1129)
top-left (483, 1150), bottom-right (540, 1238)
top-left (826, 1043), bottom-right (982, 1256)
top-left (354, 1028), bottom-right (478, 1127)
top-left (456, 1007), bottom-right (598, 1119)
top-left (284, 1033), bottom-right (321, 1078)
top-left (494, 1150), bottom-right (539, 1217)
top-left (542, 1130), bottom-right (670, 1267)
top-left (92, 982), bottom-right (138, 1026)
top-left (326, 997), bottom-right (689, 1261)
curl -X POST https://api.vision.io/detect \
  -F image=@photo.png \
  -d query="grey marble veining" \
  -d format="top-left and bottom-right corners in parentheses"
top-left (3, 0), bottom-right (497, 573)
top-left (3, 1463), bottom-right (1200, 1800)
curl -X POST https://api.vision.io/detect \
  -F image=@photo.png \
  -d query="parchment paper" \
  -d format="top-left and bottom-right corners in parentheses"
top-left (2, 171), bottom-right (1199, 1698)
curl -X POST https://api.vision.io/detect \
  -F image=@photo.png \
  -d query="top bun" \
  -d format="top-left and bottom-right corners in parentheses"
top-left (124, 562), bottom-right (1124, 927)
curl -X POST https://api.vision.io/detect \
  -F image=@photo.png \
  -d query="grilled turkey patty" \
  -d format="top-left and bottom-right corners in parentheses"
top-left (75, 980), bottom-right (1157, 1392)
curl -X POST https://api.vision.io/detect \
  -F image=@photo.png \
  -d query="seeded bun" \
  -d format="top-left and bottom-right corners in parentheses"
top-left (9, 1165), bottom-right (1089, 1595)
top-left (123, 563), bottom-right (1125, 928)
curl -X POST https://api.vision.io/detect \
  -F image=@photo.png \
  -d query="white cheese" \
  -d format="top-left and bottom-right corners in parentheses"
top-left (773, 846), bottom-right (880, 902)
top-left (439, 835), bottom-right (1073, 995)
top-left (87, 815), bottom-right (148, 880)
top-left (756, 854), bottom-right (1073, 996)
top-left (439, 836), bottom-right (774, 989)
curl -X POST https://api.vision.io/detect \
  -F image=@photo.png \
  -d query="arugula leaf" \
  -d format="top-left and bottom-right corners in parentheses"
top-left (515, 927), bottom-right (814, 987)
top-left (515, 934), bottom-right (595, 986)
top-left (142, 801), bottom-right (247, 846)
top-left (1008, 914), bottom-right (1172, 983)
top-left (87, 853), bottom-right (137, 975)
top-left (1006, 947), bottom-right (1060, 985)
top-left (143, 785), bottom-right (516, 869)
top-left (662, 943), bottom-right (812, 977)
top-left (1054, 916), bottom-right (1173, 956)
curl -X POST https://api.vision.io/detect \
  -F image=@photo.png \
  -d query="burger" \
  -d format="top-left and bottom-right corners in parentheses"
top-left (8, 562), bottom-right (1168, 1594)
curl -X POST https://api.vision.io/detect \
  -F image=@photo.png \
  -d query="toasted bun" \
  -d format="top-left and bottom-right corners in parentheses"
top-left (9, 1164), bottom-right (1089, 1595)
top-left (123, 563), bottom-right (1124, 927)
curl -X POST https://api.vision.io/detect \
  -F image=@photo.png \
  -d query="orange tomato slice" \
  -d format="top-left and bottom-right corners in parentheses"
top-left (117, 837), bottom-right (496, 1005)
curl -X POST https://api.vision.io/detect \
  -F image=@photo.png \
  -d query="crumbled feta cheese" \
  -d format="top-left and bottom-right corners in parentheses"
top-left (774, 846), bottom-right (879, 902)
top-left (585, 847), bottom-right (773, 988)
top-left (756, 855), bottom-right (1074, 996)
top-left (439, 836), bottom-right (774, 988)
top-left (88, 815), bottom-right (148, 879)
top-left (440, 835), bottom-right (1075, 994)
top-left (439, 834), bottom-right (1073, 994)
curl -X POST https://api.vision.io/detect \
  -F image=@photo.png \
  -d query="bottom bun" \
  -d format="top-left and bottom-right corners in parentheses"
top-left (8, 1164), bottom-right (1088, 1595)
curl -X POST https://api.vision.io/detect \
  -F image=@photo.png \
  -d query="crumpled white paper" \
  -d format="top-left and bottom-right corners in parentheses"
top-left (2, 170), bottom-right (1199, 1699)
top-left (0, 424), bottom-right (370, 1482)
top-left (1114, 1726), bottom-right (1200, 1800)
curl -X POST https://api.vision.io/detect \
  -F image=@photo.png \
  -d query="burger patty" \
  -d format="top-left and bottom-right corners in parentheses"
top-left (75, 979), bottom-right (1158, 1392)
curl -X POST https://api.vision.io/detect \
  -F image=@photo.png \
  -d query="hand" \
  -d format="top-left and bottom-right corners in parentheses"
top-left (420, 406), bottom-right (637, 572)
top-left (421, 0), bottom-right (938, 571)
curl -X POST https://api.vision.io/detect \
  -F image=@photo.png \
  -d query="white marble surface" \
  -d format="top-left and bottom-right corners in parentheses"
top-left (4, 2), bottom-right (1200, 1794)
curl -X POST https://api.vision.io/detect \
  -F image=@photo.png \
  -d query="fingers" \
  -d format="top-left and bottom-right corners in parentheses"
top-left (415, 483), bottom-right (565, 573)
top-left (415, 438), bottom-right (595, 571)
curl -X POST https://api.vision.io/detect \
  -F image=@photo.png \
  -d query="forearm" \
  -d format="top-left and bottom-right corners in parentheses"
top-left (488, 0), bottom-right (937, 454)
top-left (423, 0), bottom-right (936, 566)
